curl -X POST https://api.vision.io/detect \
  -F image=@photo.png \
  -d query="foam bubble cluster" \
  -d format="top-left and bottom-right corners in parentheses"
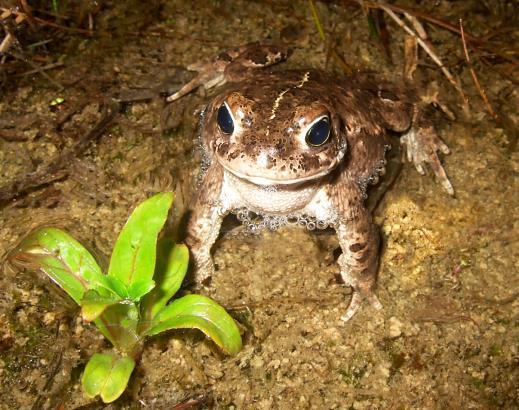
top-left (234, 208), bottom-right (336, 233)
top-left (358, 157), bottom-right (388, 198)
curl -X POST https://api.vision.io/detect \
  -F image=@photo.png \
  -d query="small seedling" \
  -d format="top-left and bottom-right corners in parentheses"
top-left (9, 192), bottom-right (242, 403)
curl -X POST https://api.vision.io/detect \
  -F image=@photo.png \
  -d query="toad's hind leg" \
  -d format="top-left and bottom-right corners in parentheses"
top-left (336, 213), bottom-right (382, 321)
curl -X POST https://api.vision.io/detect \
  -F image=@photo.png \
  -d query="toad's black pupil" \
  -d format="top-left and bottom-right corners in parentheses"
top-left (217, 103), bottom-right (234, 134)
top-left (305, 117), bottom-right (330, 147)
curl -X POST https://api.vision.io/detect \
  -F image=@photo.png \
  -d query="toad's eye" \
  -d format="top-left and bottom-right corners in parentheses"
top-left (217, 103), bottom-right (234, 134)
top-left (305, 116), bottom-right (330, 147)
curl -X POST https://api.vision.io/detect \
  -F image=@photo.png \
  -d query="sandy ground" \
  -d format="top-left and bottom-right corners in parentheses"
top-left (0, 1), bottom-right (517, 408)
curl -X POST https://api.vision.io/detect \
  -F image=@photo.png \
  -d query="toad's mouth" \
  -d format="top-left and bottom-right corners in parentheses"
top-left (216, 154), bottom-right (344, 186)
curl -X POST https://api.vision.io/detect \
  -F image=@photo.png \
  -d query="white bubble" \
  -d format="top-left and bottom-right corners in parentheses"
top-left (232, 207), bottom-right (336, 232)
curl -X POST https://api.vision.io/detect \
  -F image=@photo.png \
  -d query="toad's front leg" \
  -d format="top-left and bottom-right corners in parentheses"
top-left (336, 209), bottom-right (382, 321)
top-left (400, 104), bottom-right (454, 195)
top-left (185, 164), bottom-right (226, 282)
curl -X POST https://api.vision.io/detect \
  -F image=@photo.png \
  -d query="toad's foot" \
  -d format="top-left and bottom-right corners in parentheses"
top-left (191, 251), bottom-right (215, 284)
top-left (400, 125), bottom-right (454, 195)
top-left (338, 252), bottom-right (382, 322)
top-left (167, 42), bottom-right (290, 102)
top-left (183, 245), bottom-right (218, 293)
top-left (166, 62), bottom-right (227, 102)
top-left (341, 288), bottom-right (383, 322)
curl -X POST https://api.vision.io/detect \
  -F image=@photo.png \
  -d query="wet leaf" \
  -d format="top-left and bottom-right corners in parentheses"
top-left (107, 192), bottom-right (173, 300)
top-left (81, 289), bottom-right (121, 322)
top-left (9, 227), bottom-right (110, 304)
top-left (82, 352), bottom-right (135, 403)
top-left (96, 303), bottom-right (141, 353)
top-left (105, 275), bottom-right (130, 299)
top-left (127, 279), bottom-right (156, 301)
top-left (145, 294), bottom-right (242, 356)
top-left (140, 241), bottom-right (189, 323)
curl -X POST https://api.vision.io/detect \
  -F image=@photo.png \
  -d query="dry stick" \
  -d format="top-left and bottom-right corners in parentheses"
top-left (13, 61), bottom-right (64, 77)
top-left (378, 4), bottom-right (468, 105)
top-left (31, 350), bottom-right (63, 410)
top-left (1, 6), bottom-right (93, 35)
top-left (404, 12), bottom-right (427, 40)
top-left (0, 99), bottom-right (119, 205)
top-left (33, 15), bottom-right (93, 34)
top-left (363, 1), bottom-right (483, 45)
top-left (18, 0), bottom-right (36, 30)
top-left (0, 10), bottom-right (25, 61)
top-left (364, 1), bottom-right (517, 65)
top-left (0, 31), bottom-right (15, 54)
top-left (459, 19), bottom-right (499, 121)
top-left (8, 50), bottom-right (64, 90)
top-left (172, 395), bottom-right (210, 410)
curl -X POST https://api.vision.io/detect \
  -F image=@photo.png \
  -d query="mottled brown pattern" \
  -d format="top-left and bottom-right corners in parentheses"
top-left (350, 242), bottom-right (367, 252)
top-left (185, 164), bottom-right (224, 278)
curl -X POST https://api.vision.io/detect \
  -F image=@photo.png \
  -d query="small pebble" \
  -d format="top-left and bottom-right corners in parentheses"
top-left (388, 316), bottom-right (403, 338)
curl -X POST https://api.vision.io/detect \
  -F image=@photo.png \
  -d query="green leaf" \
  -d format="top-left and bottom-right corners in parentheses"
top-left (82, 352), bottom-right (135, 403)
top-left (145, 295), bottom-right (242, 356)
top-left (140, 242), bottom-right (189, 324)
top-left (107, 192), bottom-right (173, 301)
top-left (105, 276), bottom-right (129, 299)
top-left (81, 289), bottom-right (122, 322)
top-left (95, 303), bottom-right (141, 353)
top-left (128, 279), bottom-right (156, 301)
top-left (100, 356), bottom-right (135, 403)
top-left (9, 228), bottom-right (109, 304)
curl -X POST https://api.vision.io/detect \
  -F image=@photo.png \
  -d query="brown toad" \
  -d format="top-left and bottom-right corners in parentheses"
top-left (168, 43), bottom-right (453, 321)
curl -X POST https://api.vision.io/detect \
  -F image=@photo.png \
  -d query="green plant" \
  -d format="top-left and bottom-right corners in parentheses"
top-left (9, 192), bottom-right (242, 403)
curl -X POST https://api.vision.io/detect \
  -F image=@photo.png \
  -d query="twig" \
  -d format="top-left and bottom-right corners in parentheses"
top-left (32, 15), bottom-right (92, 34)
top-left (31, 350), bottom-right (63, 410)
top-left (0, 129), bottom-right (30, 142)
top-left (403, 35), bottom-right (418, 81)
top-left (0, 31), bottom-right (15, 54)
top-left (359, 1), bottom-right (517, 65)
top-left (0, 99), bottom-right (119, 205)
top-left (172, 394), bottom-right (211, 410)
top-left (1, 7), bottom-right (93, 35)
top-left (8, 50), bottom-right (64, 90)
top-left (459, 19), bottom-right (499, 121)
top-left (364, 1), bottom-right (483, 45)
top-left (13, 61), bottom-right (64, 77)
top-left (378, 4), bottom-right (468, 105)
top-left (404, 12), bottom-right (427, 39)
top-left (19, 0), bottom-right (37, 30)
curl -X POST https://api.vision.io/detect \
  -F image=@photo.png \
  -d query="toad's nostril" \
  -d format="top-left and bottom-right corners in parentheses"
top-left (257, 151), bottom-right (270, 168)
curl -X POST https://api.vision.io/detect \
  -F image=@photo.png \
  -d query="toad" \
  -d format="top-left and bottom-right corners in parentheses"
top-left (168, 42), bottom-right (453, 321)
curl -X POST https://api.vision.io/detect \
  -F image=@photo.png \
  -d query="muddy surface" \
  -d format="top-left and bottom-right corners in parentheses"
top-left (0, 1), bottom-right (518, 408)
